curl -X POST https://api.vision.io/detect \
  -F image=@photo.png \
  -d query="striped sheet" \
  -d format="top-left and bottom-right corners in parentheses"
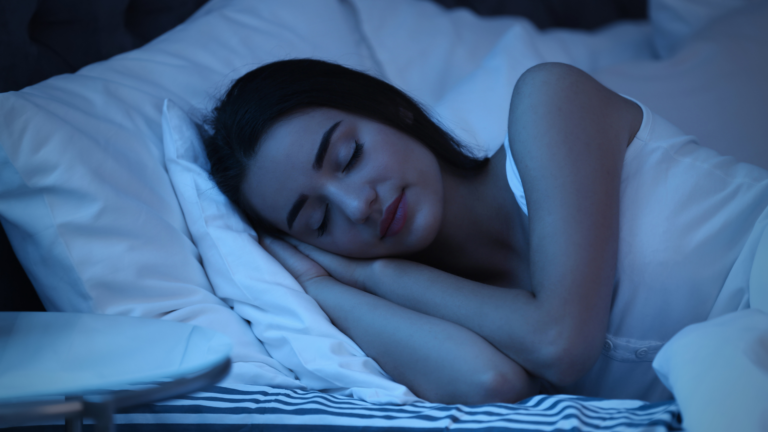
top-left (8, 386), bottom-right (682, 432)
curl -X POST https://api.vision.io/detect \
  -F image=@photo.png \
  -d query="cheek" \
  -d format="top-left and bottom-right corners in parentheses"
top-left (416, 191), bottom-right (442, 239)
top-left (411, 164), bottom-right (444, 246)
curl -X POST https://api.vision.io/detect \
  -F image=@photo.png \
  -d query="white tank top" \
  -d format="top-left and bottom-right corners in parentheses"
top-left (504, 98), bottom-right (768, 401)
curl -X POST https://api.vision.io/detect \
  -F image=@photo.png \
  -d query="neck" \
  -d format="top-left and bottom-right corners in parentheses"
top-left (405, 148), bottom-right (531, 289)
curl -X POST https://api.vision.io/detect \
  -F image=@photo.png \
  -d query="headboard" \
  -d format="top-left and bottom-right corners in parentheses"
top-left (0, 0), bottom-right (209, 93)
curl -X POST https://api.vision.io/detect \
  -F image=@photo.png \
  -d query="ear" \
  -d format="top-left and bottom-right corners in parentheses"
top-left (399, 107), bottom-right (414, 124)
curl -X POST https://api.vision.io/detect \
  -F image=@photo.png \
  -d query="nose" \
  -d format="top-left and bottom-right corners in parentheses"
top-left (324, 181), bottom-right (376, 224)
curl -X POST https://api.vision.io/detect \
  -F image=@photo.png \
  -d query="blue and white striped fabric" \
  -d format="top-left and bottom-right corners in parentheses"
top-left (10, 386), bottom-right (682, 432)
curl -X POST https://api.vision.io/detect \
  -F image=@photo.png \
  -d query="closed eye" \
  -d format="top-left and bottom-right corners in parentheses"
top-left (317, 203), bottom-right (329, 237)
top-left (342, 141), bottom-right (363, 173)
top-left (318, 141), bottom-right (362, 237)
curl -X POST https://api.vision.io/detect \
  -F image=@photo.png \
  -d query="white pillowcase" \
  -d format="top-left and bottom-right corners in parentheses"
top-left (350, 0), bottom-right (530, 108)
top-left (652, 309), bottom-right (768, 431)
top-left (162, 99), bottom-right (416, 402)
top-left (0, 0), bottom-right (416, 401)
top-left (649, 0), bottom-right (763, 57)
top-left (351, 0), bottom-right (653, 156)
top-left (595, 0), bottom-right (768, 171)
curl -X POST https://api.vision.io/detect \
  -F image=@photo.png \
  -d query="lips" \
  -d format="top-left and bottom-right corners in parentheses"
top-left (380, 190), bottom-right (406, 238)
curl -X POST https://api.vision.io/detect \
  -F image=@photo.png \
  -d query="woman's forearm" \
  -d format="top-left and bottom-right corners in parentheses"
top-left (363, 258), bottom-right (559, 379)
top-left (304, 275), bottom-right (538, 405)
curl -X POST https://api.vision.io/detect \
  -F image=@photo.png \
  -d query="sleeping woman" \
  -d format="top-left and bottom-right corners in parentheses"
top-left (203, 59), bottom-right (768, 407)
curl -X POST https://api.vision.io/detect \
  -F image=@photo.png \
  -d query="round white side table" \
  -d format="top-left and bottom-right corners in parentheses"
top-left (0, 312), bottom-right (231, 432)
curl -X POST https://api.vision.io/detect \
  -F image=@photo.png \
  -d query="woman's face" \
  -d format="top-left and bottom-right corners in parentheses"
top-left (242, 107), bottom-right (444, 258)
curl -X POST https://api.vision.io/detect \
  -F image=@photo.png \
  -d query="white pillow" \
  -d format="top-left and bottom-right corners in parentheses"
top-left (351, 0), bottom-right (654, 155)
top-left (351, 0), bottom-right (653, 112)
top-left (649, 0), bottom-right (762, 58)
top-left (350, 0), bottom-right (529, 108)
top-left (596, 0), bottom-right (768, 171)
top-left (161, 99), bottom-right (417, 403)
top-left (0, 0), bottom-right (403, 398)
top-left (652, 309), bottom-right (768, 431)
top-left (430, 20), bottom-right (654, 156)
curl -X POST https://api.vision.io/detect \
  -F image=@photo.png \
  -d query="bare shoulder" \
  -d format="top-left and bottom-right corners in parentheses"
top-left (506, 63), bottom-right (643, 206)
top-left (508, 62), bottom-right (642, 151)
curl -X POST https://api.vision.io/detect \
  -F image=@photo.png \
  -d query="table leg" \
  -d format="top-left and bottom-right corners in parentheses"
top-left (83, 395), bottom-right (115, 432)
top-left (64, 396), bottom-right (83, 432)
top-left (65, 415), bottom-right (83, 432)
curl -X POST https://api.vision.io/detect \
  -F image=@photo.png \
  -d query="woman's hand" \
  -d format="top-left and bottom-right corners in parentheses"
top-left (259, 235), bottom-right (329, 288)
top-left (281, 237), bottom-right (375, 291)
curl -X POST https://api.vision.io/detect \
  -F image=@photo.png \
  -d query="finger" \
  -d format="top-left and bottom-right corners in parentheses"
top-left (259, 235), bottom-right (293, 262)
top-left (271, 237), bottom-right (368, 289)
top-left (281, 237), bottom-right (324, 259)
top-left (260, 234), bottom-right (296, 253)
top-left (280, 236), bottom-right (298, 247)
top-left (257, 231), bottom-right (275, 246)
top-left (295, 245), bottom-right (359, 286)
top-left (259, 236), bottom-right (330, 284)
top-left (291, 241), bottom-right (332, 266)
top-left (260, 237), bottom-right (303, 271)
top-left (282, 236), bottom-right (307, 249)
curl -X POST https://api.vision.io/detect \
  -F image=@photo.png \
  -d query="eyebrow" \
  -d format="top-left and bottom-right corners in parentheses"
top-left (287, 194), bottom-right (308, 231)
top-left (313, 120), bottom-right (342, 170)
top-left (286, 120), bottom-right (342, 230)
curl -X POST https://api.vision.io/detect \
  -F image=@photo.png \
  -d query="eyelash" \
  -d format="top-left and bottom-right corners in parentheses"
top-left (342, 140), bottom-right (364, 173)
top-left (317, 203), bottom-right (329, 237)
top-left (317, 140), bottom-right (364, 237)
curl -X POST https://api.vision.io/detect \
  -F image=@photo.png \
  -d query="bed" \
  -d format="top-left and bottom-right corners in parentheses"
top-left (2, 0), bottom-right (767, 430)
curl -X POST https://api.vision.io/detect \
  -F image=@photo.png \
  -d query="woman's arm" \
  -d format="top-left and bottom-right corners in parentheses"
top-left (507, 62), bottom-right (640, 382)
top-left (261, 237), bottom-right (539, 405)
top-left (305, 276), bottom-right (540, 404)
top-left (296, 63), bottom-right (641, 386)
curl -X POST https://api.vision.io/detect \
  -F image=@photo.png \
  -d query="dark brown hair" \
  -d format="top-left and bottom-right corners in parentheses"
top-left (203, 58), bottom-right (488, 232)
